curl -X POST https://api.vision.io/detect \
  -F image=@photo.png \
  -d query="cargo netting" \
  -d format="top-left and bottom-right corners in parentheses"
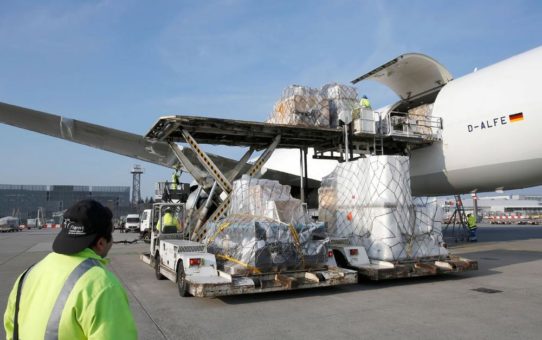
top-left (204, 215), bottom-right (328, 275)
top-left (204, 175), bottom-right (328, 275)
top-left (321, 83), bottom-right (359, 127)
top-left (318, 156), bottom-right (448, 261)
top-left (266, 83), bottom-right (359, 128)
top-left (228, 175), bottom-right (311, 225)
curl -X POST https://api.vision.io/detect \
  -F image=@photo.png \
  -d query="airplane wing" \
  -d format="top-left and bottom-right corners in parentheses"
top-left (0, 102), bottom-right (319, 189)
top-left (0, 102), bottom-right (178, 167)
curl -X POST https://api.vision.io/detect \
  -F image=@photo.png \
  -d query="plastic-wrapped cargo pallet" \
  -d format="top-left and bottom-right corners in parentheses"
top-left (228, 175), bottom-right (310, 225)
top-left (318, 156), bottom-right (448, 261)
top-left (266, 85), bottom-right (330, 127)
top-left (204, 175), bottom-right (328, 275)
top-left (205, 216), bottom-right (328, 275)
top-left (321, 83), bottom-right (359, 128)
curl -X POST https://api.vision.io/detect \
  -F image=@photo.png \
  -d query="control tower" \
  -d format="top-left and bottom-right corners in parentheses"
top-left (130, 164), bottom-right (144, 206)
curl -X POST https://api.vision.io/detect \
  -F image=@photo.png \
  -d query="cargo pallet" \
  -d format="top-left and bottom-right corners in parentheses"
top-left (354, 256), bottom-right (478, 281)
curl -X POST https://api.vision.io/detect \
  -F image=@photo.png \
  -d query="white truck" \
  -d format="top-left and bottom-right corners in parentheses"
top-left (125, 214), bottom-right (140, 233)
top-left (0, 216), bottom-right (19, 232)
top-left (140, 203), bottom-right (358, 297)
top-left (139, 209), bottom-right (152, 241)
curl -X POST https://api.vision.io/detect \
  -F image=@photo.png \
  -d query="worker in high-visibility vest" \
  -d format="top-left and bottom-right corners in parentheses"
top-left (4, 200), bottom-right (137, 339)
top-left (171, 166), bottom-right (180, 190)
top-left (360, 95), bottom-right (372, 109)
top-left (467, 213), bottom-right (478, 242)
top-left (155, 207), bottom-right (180, 234)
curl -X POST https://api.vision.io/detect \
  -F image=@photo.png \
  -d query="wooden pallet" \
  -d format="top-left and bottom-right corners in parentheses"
top-left (356, 255), bottom-right (478, 281)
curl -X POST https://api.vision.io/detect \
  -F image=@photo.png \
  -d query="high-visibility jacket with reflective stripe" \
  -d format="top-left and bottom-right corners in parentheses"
top-left (155, 212), bottom-right (179, 231)
top-left (467, 215), bottom-right (477, 229)
top-left (3, 248), bottom-right (137, 340)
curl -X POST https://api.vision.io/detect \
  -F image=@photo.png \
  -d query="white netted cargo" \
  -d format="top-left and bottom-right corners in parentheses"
top-left (411, 197), bottom-right (447, 258)
top-left (321, 83), bottom-right (359, 127)
top-left (204, 215), bottom-right (328, 275)
top-left (229, 175), bottom-right (310, 225)
top-left (266, 85), bottom-right (330, 127)
top-left (318, 156), bottom-right (447, 261)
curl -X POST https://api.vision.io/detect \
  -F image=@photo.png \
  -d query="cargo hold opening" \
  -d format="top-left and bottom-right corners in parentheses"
top-left (351, 52), bottom-right (453, 118)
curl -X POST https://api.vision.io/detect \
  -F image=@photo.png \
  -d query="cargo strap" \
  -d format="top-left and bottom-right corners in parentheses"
top-left (13, 264), bottom-right (35, 340)
top-left (45, 258), bottom-right (100, 340)
top-left (217, 254), bottom-right (261, 274)
top-left (287, 224), bottom-right (305, 268)
top-left (206, 222), bottom-right (231, 245)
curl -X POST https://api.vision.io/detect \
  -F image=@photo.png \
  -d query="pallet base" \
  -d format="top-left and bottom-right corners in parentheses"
top-left (356, 255), bottom-right (478, 281)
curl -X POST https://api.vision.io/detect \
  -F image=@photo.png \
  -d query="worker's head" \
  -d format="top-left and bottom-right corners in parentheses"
top-left (164, 207), bottom-right (172, 215)
top-left (53, 200), bottom-right (113, 257)
top-left (362, 95), bottom-right (368, 99)
top-left (467, 213), bottom-right (472, 217)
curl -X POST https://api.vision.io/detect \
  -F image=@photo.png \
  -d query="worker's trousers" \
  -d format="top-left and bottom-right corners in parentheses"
top-left (468, 227), bottom-right (478, 242)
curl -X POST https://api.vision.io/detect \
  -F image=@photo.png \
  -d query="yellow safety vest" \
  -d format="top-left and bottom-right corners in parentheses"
top-left (155, 212), bottom-right (179, 232)
top-left (3, 248), bottom-right (137, 340)
top-left (467, 215), bottom-right (477, 229)
top-left (171, 172), bottom-right (179, 190)
top-left (360, 98), bottom-right (371, 108)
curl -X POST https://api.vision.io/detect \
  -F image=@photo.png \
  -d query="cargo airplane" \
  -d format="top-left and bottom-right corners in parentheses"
top-left (1, 46), bottom-right (541, 199)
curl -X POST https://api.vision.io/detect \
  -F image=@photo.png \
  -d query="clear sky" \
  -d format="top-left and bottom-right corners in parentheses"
top-left (1, 0), bottom-right (542, 198)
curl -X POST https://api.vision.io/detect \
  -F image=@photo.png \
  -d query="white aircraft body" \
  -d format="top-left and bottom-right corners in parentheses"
top-left (1, 46), bottom-right (541, 196)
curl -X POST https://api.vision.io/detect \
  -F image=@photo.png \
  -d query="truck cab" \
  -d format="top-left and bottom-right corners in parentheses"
top-left (139, 209), bottom-right (152, 240)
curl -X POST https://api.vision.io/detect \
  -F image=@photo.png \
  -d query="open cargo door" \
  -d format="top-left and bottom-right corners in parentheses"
top-left (351, 53), bottom-right (453, 107)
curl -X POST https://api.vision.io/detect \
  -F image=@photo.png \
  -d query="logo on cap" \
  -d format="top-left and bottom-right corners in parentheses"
top-left (64, 219), bottom-right (87, 236)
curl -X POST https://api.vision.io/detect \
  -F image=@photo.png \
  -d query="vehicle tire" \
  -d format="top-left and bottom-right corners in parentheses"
top-left (176, 261), bottom-right (190, 297)
top-left (143, 231), bottom-right (151, 243)
top-left (155, 254), bottom-right (166, 280)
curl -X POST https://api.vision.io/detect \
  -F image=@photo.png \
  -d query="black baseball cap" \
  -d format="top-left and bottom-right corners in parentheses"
top-left (53, 199), bottom-right (113, 255)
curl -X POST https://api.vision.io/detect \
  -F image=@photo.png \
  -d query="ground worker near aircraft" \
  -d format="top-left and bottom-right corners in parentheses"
top-left (155, 207), bottom-right (180, 234)
top-left (171, 165), bottom-right (181, 190)
top-left (3, 199), bottom-right (137, 340)
top-left (360, 95), bottom-right (372, 110)
top-left (467, 213), bottom-right (478, 242)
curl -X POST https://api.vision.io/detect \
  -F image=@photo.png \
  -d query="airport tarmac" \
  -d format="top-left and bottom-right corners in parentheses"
top-left (1, 225), bottom-right (541, 340)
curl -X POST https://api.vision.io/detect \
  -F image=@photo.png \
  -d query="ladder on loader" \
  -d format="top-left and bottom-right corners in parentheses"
top-left (443, 195), bottom-right (470, 243)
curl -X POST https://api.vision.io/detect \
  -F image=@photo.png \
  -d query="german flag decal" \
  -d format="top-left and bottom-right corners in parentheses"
top-left (509, 112), bottom-right (524, 122)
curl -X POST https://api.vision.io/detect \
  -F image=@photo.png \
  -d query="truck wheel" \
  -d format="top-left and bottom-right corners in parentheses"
top-left (143, 231), bottom-right (151, 243)
top-left (155, 254), bottom-right (166, 280)
top-left (176, 261), bottom-right (190, 297)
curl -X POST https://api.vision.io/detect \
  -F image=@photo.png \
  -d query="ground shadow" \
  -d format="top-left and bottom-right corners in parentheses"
top-left (218, 247), bottom-right (542, 305)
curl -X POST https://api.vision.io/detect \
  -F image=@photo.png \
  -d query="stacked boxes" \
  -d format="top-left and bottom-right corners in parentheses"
top-left (266, 83), bottom-right (360, 128)
top-left (204, 175), bottom-right (329, 275)
top-left (267, 85), bottom-right (330, 127)
top-left (321, 83), bottom-right (359, 127)
top-left (318, 156), bottom-right (448, 261)
top-left (229, 175), bottom-right (309, 225)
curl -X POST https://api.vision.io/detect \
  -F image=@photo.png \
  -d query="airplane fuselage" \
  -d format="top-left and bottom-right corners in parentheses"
top-left (410, 46), bottom-right (542, 195)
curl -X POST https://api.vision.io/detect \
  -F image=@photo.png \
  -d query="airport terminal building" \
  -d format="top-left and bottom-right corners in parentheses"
top-left (0, 184), bottom-right (131, 219)
top-left (451, 195), bottom-right (542, 219)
